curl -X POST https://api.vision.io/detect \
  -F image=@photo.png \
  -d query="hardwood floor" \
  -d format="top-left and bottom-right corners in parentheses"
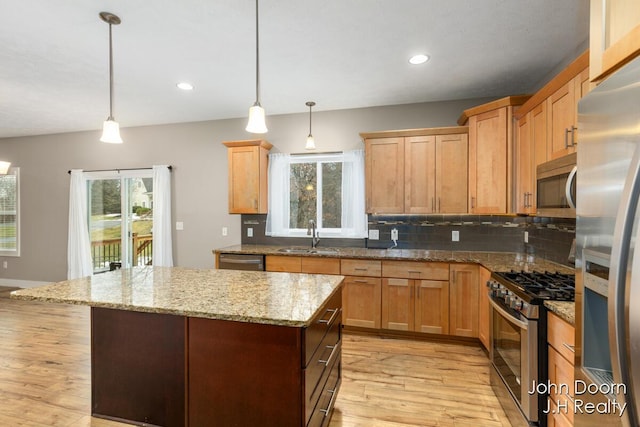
top-left (0, 296), bottom-right (510, 426)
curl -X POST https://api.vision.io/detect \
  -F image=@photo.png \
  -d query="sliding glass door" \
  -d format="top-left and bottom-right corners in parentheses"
top-left (86, 171), bottom-right (153, 273)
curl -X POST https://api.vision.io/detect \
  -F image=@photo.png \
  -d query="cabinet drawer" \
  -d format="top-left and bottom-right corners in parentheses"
top-left (301, 257), bottom-right (341, 275)
top-left (307, 352), bottom-right (341, 427)
top-left (382, 260), bottom-right (449, 280)
top-left (340, 259), bottom-right (381, 277)
top-left (265, 255), bottom-right (301, 272)
top-left (304, 322), bottom-right (340, 423)
top-left (305, 290), bottom-right (342, 366)
top-left (547, 312), bottom-right (575, 363)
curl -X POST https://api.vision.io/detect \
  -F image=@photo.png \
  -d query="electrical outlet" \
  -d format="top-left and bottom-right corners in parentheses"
top-left (391, 228), bottom-right (398, 240)
top-left (222, 227), bottom-right (228, 236)
top-left (175, 221), bottom-right (184, 230)
top-left (524, 231), bottom-right (529, 243)
top-left (368, 230), bottom-right (379, 240)
top-left (452, 230), bottom-right (459, 242)
top-left (247, 227), bottom-right (253, 237)
top-left (2, 261), bottom-right (7, 269)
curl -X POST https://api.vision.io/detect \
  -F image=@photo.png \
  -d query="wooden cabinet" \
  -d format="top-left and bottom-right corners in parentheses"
top-left (449, 264), bottom-right (479, 338)
top-left (547, 67), bottom-right (589, 160)
top-left (223, 139), bottom-right (272, 214)
top-left (462, 96), bottom-right (529, 214)
top-left (380, 261), bottom-right (450, 334)
top-left (590, 0), bottom-right (640, 82)
top-left (266, 255), bottom-right (340, 274)
top-left (362, 127), bottom-right (468, 214)
top-left (478, 267), bottom-right (491, 350)
top-left (364, 137), bottom-right (405, 213)
top-left (547, 312), bottom-right (575, 426)
top-left (341, 259), bottom-right (382, 329)
top-left (515, 112), bottom-right (534, 214)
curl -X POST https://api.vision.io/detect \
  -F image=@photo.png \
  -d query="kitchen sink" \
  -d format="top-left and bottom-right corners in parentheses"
top-left (277, 247), bottom-right (339, 255)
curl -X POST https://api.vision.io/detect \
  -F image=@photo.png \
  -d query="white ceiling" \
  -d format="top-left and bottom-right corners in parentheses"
top-left (0, 0), bottom-right (590, 139)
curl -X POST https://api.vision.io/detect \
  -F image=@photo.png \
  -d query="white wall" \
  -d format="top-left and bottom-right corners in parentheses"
top-left (0, 98), bottom-right (493, 282)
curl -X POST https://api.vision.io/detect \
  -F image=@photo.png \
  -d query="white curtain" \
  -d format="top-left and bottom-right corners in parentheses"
top-left (67, 169), bottom-right (93, 279)
top-left (341, 149), bottom-right (368, 237)
top-left (152, 165), bottom-right (173, 266)
top-left (266, 153), bottom-right (291, 236)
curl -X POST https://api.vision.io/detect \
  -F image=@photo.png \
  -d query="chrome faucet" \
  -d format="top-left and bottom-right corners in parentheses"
top-left (307, 219), bottom-right (320, 248)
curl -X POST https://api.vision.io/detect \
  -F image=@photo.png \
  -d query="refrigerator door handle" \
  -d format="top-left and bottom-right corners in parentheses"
top-left (565, 165), bottom-right (577, 209)
top-left (609, 147), bottom-right (640, 427)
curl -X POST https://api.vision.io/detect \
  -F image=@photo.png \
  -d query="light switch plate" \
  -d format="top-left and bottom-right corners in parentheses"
top-left (368, 230), bottom-right (379, 240)
top-left (247, 227), bottom-right (253, 237)
top-left (452, 230), bottom-right (459, 242)
top-left (524, 231), bottom-right (529, 243)
top-left (391, 228), bottom-right (398, 240)
top-left (222, 227), bottom-right (228, 236)
top-left (176, 221), bottom-right (184, 230)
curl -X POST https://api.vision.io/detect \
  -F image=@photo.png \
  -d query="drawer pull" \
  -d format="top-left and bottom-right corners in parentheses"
top-left (562, 342), bottom-right (575, 353)
top-left (318, 341), bottom-right (341, 367)
top-left (353, 279), bottom-right (369, 283)
top-left (319, 387), bottom-right (339, 416)
top-left (407, 270), bottom-right (421, 274)
top-left (318, 308), bottom-right (339, 326)
top-left (354, 267), bottom-right (368, 271)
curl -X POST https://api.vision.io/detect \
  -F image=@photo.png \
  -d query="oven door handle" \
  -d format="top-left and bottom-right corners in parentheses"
top-left (489, 298), bottom-right (528, 330)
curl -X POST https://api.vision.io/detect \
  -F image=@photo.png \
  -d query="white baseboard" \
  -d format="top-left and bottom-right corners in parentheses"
top-left (0, 279), bottom-right (51, 289)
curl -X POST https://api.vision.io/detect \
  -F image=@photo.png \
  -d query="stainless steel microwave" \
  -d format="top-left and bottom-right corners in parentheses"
top-left (536, 152), bottom-right (577, 218)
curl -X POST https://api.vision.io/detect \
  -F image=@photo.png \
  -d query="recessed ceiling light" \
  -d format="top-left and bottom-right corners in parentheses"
top-left (409, 54), bottom-right (429, 65)
top-left (176, 82), bottom-right (194, 91)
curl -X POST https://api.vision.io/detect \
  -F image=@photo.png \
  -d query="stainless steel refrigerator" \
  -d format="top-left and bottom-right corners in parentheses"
top-left (576, 55), bottom-right (640, 426)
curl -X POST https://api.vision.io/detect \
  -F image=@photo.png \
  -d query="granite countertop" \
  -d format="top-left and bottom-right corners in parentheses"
top-left (215, 244), bottom-right (576, 325)
top-left (10, 266), bottom-right (344, 327)
top-left (214, 244), bottom-right (576, 274)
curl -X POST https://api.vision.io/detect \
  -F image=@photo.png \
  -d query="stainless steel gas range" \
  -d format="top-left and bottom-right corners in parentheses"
top-left (487, 271), bottom-right (575, 427)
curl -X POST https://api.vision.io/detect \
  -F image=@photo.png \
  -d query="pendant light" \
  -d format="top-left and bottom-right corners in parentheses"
top-left (245, 0), bottom-right (268, 133)
top-left (0, 161), bottom-right (11, 175)
top-left (305, 101), bottom-right (316, 150)
top-left (99, 12), bottom-right (123, 144)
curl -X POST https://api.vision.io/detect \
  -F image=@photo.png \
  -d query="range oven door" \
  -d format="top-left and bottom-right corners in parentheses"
top-left (490, 297), bottom-right (539, 425)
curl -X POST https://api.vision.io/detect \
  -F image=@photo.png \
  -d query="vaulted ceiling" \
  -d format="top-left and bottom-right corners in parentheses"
top-left (0, 0), bottom-right (590, 138)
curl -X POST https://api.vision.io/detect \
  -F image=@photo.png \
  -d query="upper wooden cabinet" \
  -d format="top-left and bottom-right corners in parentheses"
top-left (223, 139), bottom-right (272, 214)
top-left (590, 0), bottom-right (640, 82)
top-left (461, 96), bottom-right (529, 214)
top-left (362, 127), bottom-right (468, 214)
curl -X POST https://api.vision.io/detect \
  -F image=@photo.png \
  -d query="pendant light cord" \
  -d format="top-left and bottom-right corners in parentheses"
top-left (108, 21), bottom-right (114, 120)
top-left (255, 0), bottom-right (261, 105)
top-left (308, 104), bottom-right (312, 136)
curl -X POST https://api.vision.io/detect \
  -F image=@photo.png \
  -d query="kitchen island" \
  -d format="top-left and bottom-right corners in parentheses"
top-left (11, 267), bottom-right (344, 427)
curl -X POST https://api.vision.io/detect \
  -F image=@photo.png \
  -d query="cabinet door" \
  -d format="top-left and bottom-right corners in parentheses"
top-left (342, 276), bottom-right (381, 329)
top-left (515, 113), bottom-right (534, 214)
top-left (265, 255), bottom-right (301, 272)
top-left (590, 0), bottom-right (640, 81)
top-left (548, 346), bottom-right (575, 425)
top-left (572, 67), bottom-right (590, 146)
top-left (478, 267), bottom-right (491, 350)
top-left (531, 102), bottom-right (548, 169)
top-left (228, 146), bottom-right (260, 213)
top-left (365, 138), bottom-right (404, 213)
top-left (381, 278), bottom-right (414, 331)
top-left (436, 133), bottom-right (468, 213)
top-left (449, 264), bottom-right (479, 337)
top-left (415, 279), bottom-right (449, 334)
top-left (468, 109), bottom-right (508, 213)
top-left (547, 81), bottom-right (576, 160)
top-left (404, 136), bottom-right (436, 213)
top-left (301, 257), bottom-right (340, 274)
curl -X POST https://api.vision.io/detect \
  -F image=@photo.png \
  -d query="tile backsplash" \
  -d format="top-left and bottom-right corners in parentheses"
top-left (241, 214), bottom-right (576, 267)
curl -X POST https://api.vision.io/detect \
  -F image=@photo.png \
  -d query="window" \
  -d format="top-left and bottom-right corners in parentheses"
top-left (266, 150), bottom-right (367, 238)
top-left (0, 168), bottom-right (19, 256)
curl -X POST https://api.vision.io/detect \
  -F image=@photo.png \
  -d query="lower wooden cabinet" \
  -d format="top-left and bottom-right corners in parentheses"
top-left (449, 264), bottom-right (479, 338)
top-left (266, 255), bottom-right (340, 274)
top-left (547, 311), bottom-right (575, 426)
top-left (478, 267), bottom-right (491, 349)
top-left (342, 275), bottom-right (382, 329)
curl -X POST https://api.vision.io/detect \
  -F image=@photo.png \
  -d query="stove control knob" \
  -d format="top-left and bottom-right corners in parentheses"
top-left (510, 298), bottom-right (523, 310)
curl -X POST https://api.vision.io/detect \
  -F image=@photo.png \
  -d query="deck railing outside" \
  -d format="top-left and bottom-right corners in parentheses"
top-left (91, 233), bottom-right (153, 272)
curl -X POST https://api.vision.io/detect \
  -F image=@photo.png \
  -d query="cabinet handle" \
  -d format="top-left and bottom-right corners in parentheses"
top-left (564, 128), bottom-right (570, 148)
top-left (562, 342), bottom-right (575, 353)
top-left (523, 192), bottom-right (528, 208)
top-left (318, 308), bottom-right (340, 326)
top-left (319, 386), bottom-right (339, 416)
top-left (438, 197), bottom-right (441, 212)
top-left (354, 267), bottom-right (368, 271)
top-left (570, 125), bottom-right (577, 147)
top-left (318, 341), bottom-right (341, 367)
top-left (353, 279), bottom-right (369, 283)
top-left (407, 270), bottom-right (421, 274)
top-left (253, 199), bottom-right (258, 210)
top-left (471, 197), bottom-right (476, 209)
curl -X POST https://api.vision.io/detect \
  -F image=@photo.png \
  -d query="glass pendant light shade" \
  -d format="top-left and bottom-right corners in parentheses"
top-left (246, 102), bottom-right (268, 133)
top-left (0, 161), bottom-right (11, 175)
top-left (100, 119), bottom-right (123, 143)
top-left (305, 135), bottom-right (316, 150)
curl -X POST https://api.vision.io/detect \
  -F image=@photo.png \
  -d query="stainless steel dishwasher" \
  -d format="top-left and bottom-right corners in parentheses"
top-left (217, 253), bottom-right (265, 271)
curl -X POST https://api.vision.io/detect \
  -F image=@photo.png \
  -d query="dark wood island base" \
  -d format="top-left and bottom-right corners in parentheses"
top-left (91, 290), bottom-right (342, 427)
